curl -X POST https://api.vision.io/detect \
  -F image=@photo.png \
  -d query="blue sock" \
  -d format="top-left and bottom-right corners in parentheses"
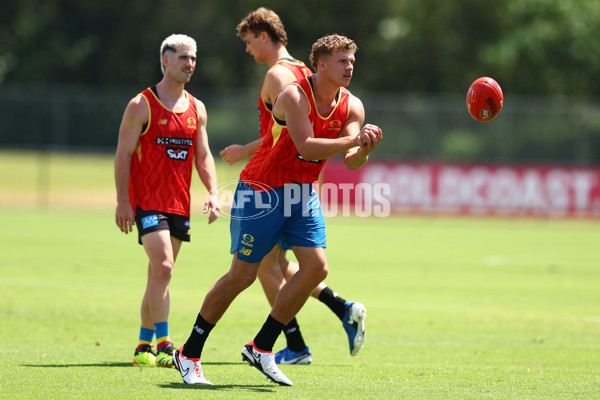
top-left (138, 327), bottom-right (155, 348)
top-left (154, 322), bottom-right (171, 352)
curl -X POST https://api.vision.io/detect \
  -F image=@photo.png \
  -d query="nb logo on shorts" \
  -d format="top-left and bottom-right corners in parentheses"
top-left (239, 248), bottom-right (252, 256)
top-left (141, 215), bottom-right (159, 229)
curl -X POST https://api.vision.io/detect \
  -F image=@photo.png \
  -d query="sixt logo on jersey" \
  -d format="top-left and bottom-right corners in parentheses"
top-left (166, 147), bottom-right (189, 161)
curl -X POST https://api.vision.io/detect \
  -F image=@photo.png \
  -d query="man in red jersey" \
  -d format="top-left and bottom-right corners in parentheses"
top-left (114, 34), bottom-right (220, 371)
top-left (174, 34), bottom-right (381, 386)
top-left (221, 7), bottom-right (369, 366)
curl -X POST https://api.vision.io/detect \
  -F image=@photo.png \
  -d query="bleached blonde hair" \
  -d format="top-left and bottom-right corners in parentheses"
top-left (160, 34), bottom-right (197, 74)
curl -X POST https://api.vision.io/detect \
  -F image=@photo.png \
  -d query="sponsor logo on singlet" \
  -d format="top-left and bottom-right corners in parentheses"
top-left (156, 137), bottom-right (194, 146)
top-left (187, 117), bottom-right (197, 129)
top-left (328, 120), bottom-right (343, 131)
top-left (166, 147), bottom-right (189, 161)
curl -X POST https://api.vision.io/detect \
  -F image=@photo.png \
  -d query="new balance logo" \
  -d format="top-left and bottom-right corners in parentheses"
top-left (194, 325), bottom-right (204, 335)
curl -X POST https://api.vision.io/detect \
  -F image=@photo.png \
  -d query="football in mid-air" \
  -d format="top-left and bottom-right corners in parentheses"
top-left (466, 77), bottom-right (504, 122)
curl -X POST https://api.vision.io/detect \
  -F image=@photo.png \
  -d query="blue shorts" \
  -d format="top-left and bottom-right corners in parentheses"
top-left (278, 238), bottom-right (291, 251)
top-left (230, 181), bottom-right (326, 263)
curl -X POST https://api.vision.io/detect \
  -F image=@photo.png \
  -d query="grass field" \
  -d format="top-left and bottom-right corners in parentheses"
top-left (1, 151), bottom-right (599, 399)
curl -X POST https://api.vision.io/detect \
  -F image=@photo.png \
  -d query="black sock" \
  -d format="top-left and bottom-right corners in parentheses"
top-left (253, 314), bottom-right (285, 352)
top-left (318, 287), bottom-right (348, 321)
top-left (182, 314), bottom-right (214, 358)
top-left (283, 318), bottom-right (307, 352)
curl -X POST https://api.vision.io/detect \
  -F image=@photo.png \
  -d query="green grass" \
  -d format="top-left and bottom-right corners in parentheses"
top-left (1, 151), bottom-right (599, 399)
top-left (0, 150), bottom-right (245, 210)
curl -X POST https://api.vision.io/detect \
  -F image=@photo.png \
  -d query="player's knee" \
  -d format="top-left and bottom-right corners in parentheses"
top-left (237, 272), bottom-right (257, 291)
top-left (152, 260), bottom-right (174, 282)
top-left (278, 252), bottom-right (289, 267)
top-left (256, 265), bottom-right (272, 283)
top-left (309, 262), bottom-right (328, 284)
top-left (258, 256), bottom-right (280, 275)
top-left (229, 267), bottom-right (258, 290)
top-left (318, 263), bottom-right (329, 282)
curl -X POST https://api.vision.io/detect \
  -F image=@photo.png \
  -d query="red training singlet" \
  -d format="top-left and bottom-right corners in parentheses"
top-left (129, 87), bottom-right (199, 217)
top-left (241, 76), bottom-right (351, 191)
top-left (257, 58), bottom-right (312, 138)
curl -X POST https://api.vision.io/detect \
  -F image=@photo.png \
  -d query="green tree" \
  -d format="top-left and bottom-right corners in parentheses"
top-left (2, 0), bottom-right (600, 95)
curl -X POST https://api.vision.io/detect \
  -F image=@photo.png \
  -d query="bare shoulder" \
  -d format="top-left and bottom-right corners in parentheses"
top-left (124, 94), bottom-right (149, 121)
top-left (194, 98), bottom-right (207, 124)
top-left (264, 64), bottom-right (298, 102)
top-left (266, 63), bottom-right (297, 82)
top-left (194, 98), bottom-right (207, 114)
top-left (279, 83), bottom-right (306, 105)
top-left (118, 94), bottom-right (148, 140)
top-left (273, 83), bottom-right (308, 119)
top-left (128, 93), bottom-right (147, 110)
top-left (347, 92), bottom-right (365, 120)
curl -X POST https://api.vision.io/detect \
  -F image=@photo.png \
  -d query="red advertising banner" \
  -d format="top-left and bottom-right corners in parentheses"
top-left (321, 160), bottom-right (600, 218)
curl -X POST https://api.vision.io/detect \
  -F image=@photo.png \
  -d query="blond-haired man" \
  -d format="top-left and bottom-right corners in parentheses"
top-left (115, 34), bottom-right (220, 368)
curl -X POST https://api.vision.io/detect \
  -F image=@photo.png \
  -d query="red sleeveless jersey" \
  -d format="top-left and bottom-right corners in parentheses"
top-left (241, 76), bottom-right (351, 190)
top-left (129, 88), bottom-right (199, 216)
top-left (257, 58), bottom-right (312, 138)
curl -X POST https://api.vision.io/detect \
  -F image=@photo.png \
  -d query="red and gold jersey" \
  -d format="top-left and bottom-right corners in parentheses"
top-left (242, 76), bottom-right (351, 190)
top-left (129, 87), bottom-right (199, 216)
top-left (257, 58), bottom-right (312, 138)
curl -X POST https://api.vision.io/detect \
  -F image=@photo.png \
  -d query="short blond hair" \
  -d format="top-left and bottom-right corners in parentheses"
top-left (236, 7), bottom-right (288, 46)
top-left (160, 34), bottom-right (197, 74)
top-left (309, 34), bottom-right (358, 71)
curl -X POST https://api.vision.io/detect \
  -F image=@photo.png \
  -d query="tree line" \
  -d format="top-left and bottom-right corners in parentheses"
top-left (2, 0), bottom-right (600, 97)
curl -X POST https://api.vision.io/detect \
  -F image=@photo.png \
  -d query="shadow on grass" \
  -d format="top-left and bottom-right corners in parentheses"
top-left (22, 363), bottom-right (280, 392)
top-left (159, 382), bottom-right (278, 393)
top-left (22, 361), bottom-right (240, 368)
